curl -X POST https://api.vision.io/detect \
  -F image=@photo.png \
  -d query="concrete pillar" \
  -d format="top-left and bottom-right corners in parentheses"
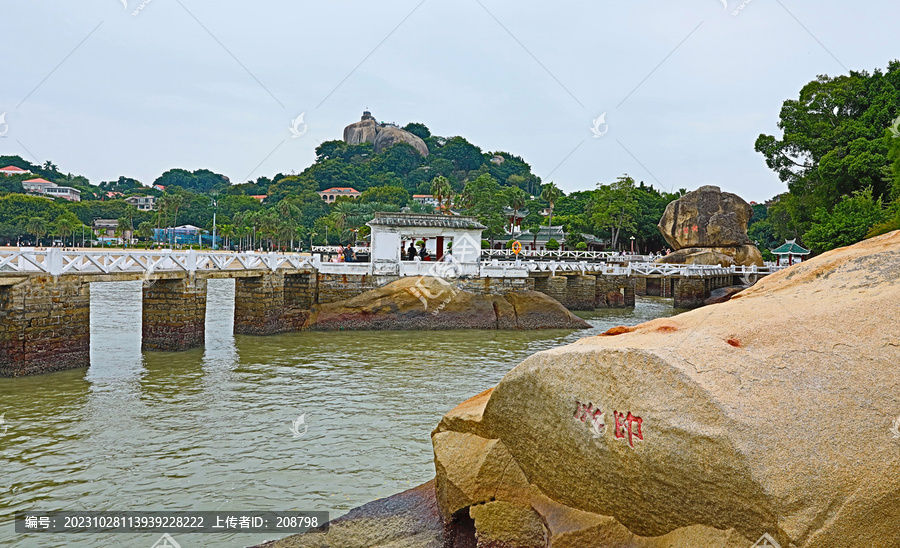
top-left (142, 276), bottom-right (207, 351)
top-left (0, 276), bottom-right (90, 377)
top-left (673, 277), bottom-right (706, 309)
top-left (565, 275), bottom-right (596, 310)
top-left (234, 271), bottom-right (286, 335)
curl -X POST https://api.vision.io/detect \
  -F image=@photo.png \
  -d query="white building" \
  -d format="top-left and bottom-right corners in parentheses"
top-left (412, 194), bottom-right (439, 208)
top-left (0, 165), bottom-right (31, 177)
top-left (125, 195), bottom-right (156, 211)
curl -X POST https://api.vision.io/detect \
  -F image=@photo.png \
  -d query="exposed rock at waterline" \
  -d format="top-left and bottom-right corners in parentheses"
top-left (306, 276), bottom-right (590, 331)
top-left (432, 231), bottom-right (900, 547)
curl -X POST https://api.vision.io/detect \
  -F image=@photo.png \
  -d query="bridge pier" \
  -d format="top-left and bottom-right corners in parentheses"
top-left (673, 277), bottom-right (706, 309)
top-left (565, 275), bottom-right (596, 310)
top-left (142, 276), bottom-right (207, 352)
top-left (0, 276), bottom-right (91, 377)
top-left (595, 274), bottom-right (635, 308)
top-left (234, 272), bottom-right (286, 335)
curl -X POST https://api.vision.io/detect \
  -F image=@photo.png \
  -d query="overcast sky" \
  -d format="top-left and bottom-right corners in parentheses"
top-left (1, 1), bottom-right (896, 202)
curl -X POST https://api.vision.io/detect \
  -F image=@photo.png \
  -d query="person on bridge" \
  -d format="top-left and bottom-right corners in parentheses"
top-left (343, 245), bottom-right (354, 262)
top-left (407, 243), bottom-right (417, 261)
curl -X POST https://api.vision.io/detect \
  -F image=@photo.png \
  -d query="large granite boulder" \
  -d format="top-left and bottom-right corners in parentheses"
top-left (373, 125), bottom-right (429, 156)
top-left (342, 111), bottom-right (429, 157)
top-left (307, 276), bottom-right (589, 331)
top-left (655, 245), bottom-right (763, 267)
top-left (432, 231), bottom-right (900, 547)
top-left (658, 185), bottom-right (753, 249)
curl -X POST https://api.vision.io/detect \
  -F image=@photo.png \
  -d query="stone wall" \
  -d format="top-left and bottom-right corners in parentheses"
top-left (673, 277), bottom-right (706, 309)
top-left (456, 277), bottom-right (534, 295)
top-left (234, 272), bottom-right (286, 335)
top-left (142, 277), bottom-right (207, 351)
top-left (317, 273), bottom-right (384, 304)
top-left (0, 276), bottom-right (91, 377)
top-left (564, 275), bottom-right (596, 310)
top-left (595, 274), bottom-right (635, 308)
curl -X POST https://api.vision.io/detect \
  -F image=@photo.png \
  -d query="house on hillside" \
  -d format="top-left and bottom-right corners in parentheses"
top-left (0, 165), bottom-right (31, 177)
top-left (125, 195), bottom-right (156, 211)
top-left (318, 187), bottom-right (361, 202)
top-left (22, 178), bottom-right (81, 202)
top-left (412, 194), bottom-right (439, 208)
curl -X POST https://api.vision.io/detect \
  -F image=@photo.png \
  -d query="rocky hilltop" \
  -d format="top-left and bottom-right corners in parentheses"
top-left (657, 185), bottom-right (763, 266)
top-left (343, 110), bottom-right (429, 157)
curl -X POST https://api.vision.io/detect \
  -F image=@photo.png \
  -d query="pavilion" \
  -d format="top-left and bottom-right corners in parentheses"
top-left (771, 239), bottom-right (810, 266)
top-left (366, 212), bottom-right (485, 276)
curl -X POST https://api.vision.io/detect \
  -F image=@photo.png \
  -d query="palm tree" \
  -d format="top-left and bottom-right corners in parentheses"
top-left (329, 202), bottom-right (357, 242)
top-left (54, 215), bottom-right (79, 247)
top-left (430, 176), bottom-right (453, 214)
top-left (25, 217), bottom-right (47, 246)
top-left (540, 182), bottom-right (563, 230)
top-left (136, 222), bottom-right (154, 248)
top-left (166, 193), bottom-right (188, 247)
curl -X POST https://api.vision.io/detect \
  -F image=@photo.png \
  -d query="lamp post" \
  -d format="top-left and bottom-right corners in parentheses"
top-left (630, 236), bottom-right (635, 254)
top-left (210, 196), bottom-right (218, 250)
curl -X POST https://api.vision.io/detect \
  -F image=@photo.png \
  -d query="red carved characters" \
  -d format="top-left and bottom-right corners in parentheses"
top-left (573, 401), bottom-right (605, 438)
top-left (614, 411), bottom-right (644, 448)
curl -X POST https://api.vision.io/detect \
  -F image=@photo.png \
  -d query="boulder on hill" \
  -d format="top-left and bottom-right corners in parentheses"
top-left (432, 230), bottom-right (900, 547)
top-left (342, 111), bottom-right (429, 157)
top-left (307, 276), bottom-right (590, 331)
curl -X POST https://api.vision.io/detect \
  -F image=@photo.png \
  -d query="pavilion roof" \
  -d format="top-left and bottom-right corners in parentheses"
top-left (367, 212), bottom-right (485, 230)
top-left (771, 239), bottom-right (810, 255)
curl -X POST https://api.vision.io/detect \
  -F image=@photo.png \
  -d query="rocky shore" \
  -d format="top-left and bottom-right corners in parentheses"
top-left (263, 232), bottom-right (900, 547)
top-left (305, 276), bottom-right (591, 331)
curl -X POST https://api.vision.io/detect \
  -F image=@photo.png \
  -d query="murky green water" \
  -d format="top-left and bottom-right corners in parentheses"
top-left (0, 280), bottom-right (677, 547)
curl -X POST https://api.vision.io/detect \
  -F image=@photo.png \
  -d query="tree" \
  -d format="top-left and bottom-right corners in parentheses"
top-left (359, 185), bottom-right (409, 207)
top-left (546, 238), bottom-right (560, 251)
top-left (136, 221), bottom-right (154, 246)
top-left (505, 186), bottom-right (527, 233)
top-left (589, 176), bottom-right (639, 250)
top-left (540, 182), bottom-right (563, 229)
top-left (403, 122), bottom-right (431, 140)
top-left (754, 61), bottom-right (900, 235)
top-left (802, 188), bottom-right (886, 253)
top-left (53, 213), bottom-right (80, 247)
top-left (460, 174), bottom-right (506, 246)
top-left (430, 176), bottom-right (453, 214)
top-left (25, 217), bottom-right (47, 246)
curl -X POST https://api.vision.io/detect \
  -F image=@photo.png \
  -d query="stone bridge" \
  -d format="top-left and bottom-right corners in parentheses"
top-left (0, 249), bottom-right (783, 377)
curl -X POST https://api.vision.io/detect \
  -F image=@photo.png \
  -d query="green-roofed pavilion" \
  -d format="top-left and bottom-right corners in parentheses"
top-left (771, 239), bottom-right (810, 266)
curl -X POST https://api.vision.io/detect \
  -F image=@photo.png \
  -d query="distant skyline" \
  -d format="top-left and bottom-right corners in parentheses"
top-left (1, 1), bottom-right (897, 202)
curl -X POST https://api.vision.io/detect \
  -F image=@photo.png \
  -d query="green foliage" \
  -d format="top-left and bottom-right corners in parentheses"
top-left (575, 241), bottom-right (587, 250)
top-left (755, 61), bottom-right (900, 237)
top-left (802, 188), bottom-right (886, 253)
top-left (460, 174), bottom-right (506, 241)
top-left (589, 175), bottom-right (640, 249)
top-left (359, 185), bottom-right (409, 206)
top-left (545, 238), bottom-right (560, 250)
top-left (403, 122), bottom-right (431, 140)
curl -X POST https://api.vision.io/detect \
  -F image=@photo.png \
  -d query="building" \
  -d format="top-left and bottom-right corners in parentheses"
top-left (22, 178), bottom-right (81, 202)
top-left (0, 165), bottom-right (31, 177)
top-left (153, 225), bottom-right (204, 245)
top-left (318, 187), bottom-right (361, 202)
top-left (497, 225), bottom-right (566, 251)
top-left (249, 195), bottom-right (267, 203)
top-left (771, 239), bottom-right (810, 266)
top-left (412, 194), bottom-right (439, 208)
top-left (125, 195), bottom-right (157, 211)
top-left (93, 219), bottom-right (133, 243)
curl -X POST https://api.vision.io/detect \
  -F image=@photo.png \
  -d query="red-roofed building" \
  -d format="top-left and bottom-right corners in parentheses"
top-left (317, 187), bottom-right (361, 202)
top-left (249, 195), bottom-right (267, 203)
top-left (22, 178), bottom-right (81, 202)
top-left (0, 165), bottom-right (31, 177)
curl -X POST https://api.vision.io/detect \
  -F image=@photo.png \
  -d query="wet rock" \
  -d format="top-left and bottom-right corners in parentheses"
top-left (307, 277), bottom-right (589, 331)
top-left (704, 286), bottom-right (746, 305)
top-left (432, 231), bottom-right (900, 547)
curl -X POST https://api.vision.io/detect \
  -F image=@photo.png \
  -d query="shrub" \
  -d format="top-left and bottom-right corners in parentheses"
top-left (575, 242), bottom-right (587, 250)
top-left (546, 238), bottom-right (560, 250)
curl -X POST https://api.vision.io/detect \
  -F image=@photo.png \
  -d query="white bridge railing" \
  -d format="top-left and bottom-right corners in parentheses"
top-left (483, 249), bottom-right (654, 262)
top-left (485, 260), bottom-right (787, 277)
top-left (0, 249), bottom-right (318, 276)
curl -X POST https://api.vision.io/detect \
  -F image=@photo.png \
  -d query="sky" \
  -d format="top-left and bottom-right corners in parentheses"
top-left (0, 1), bottom-right (897, 203)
